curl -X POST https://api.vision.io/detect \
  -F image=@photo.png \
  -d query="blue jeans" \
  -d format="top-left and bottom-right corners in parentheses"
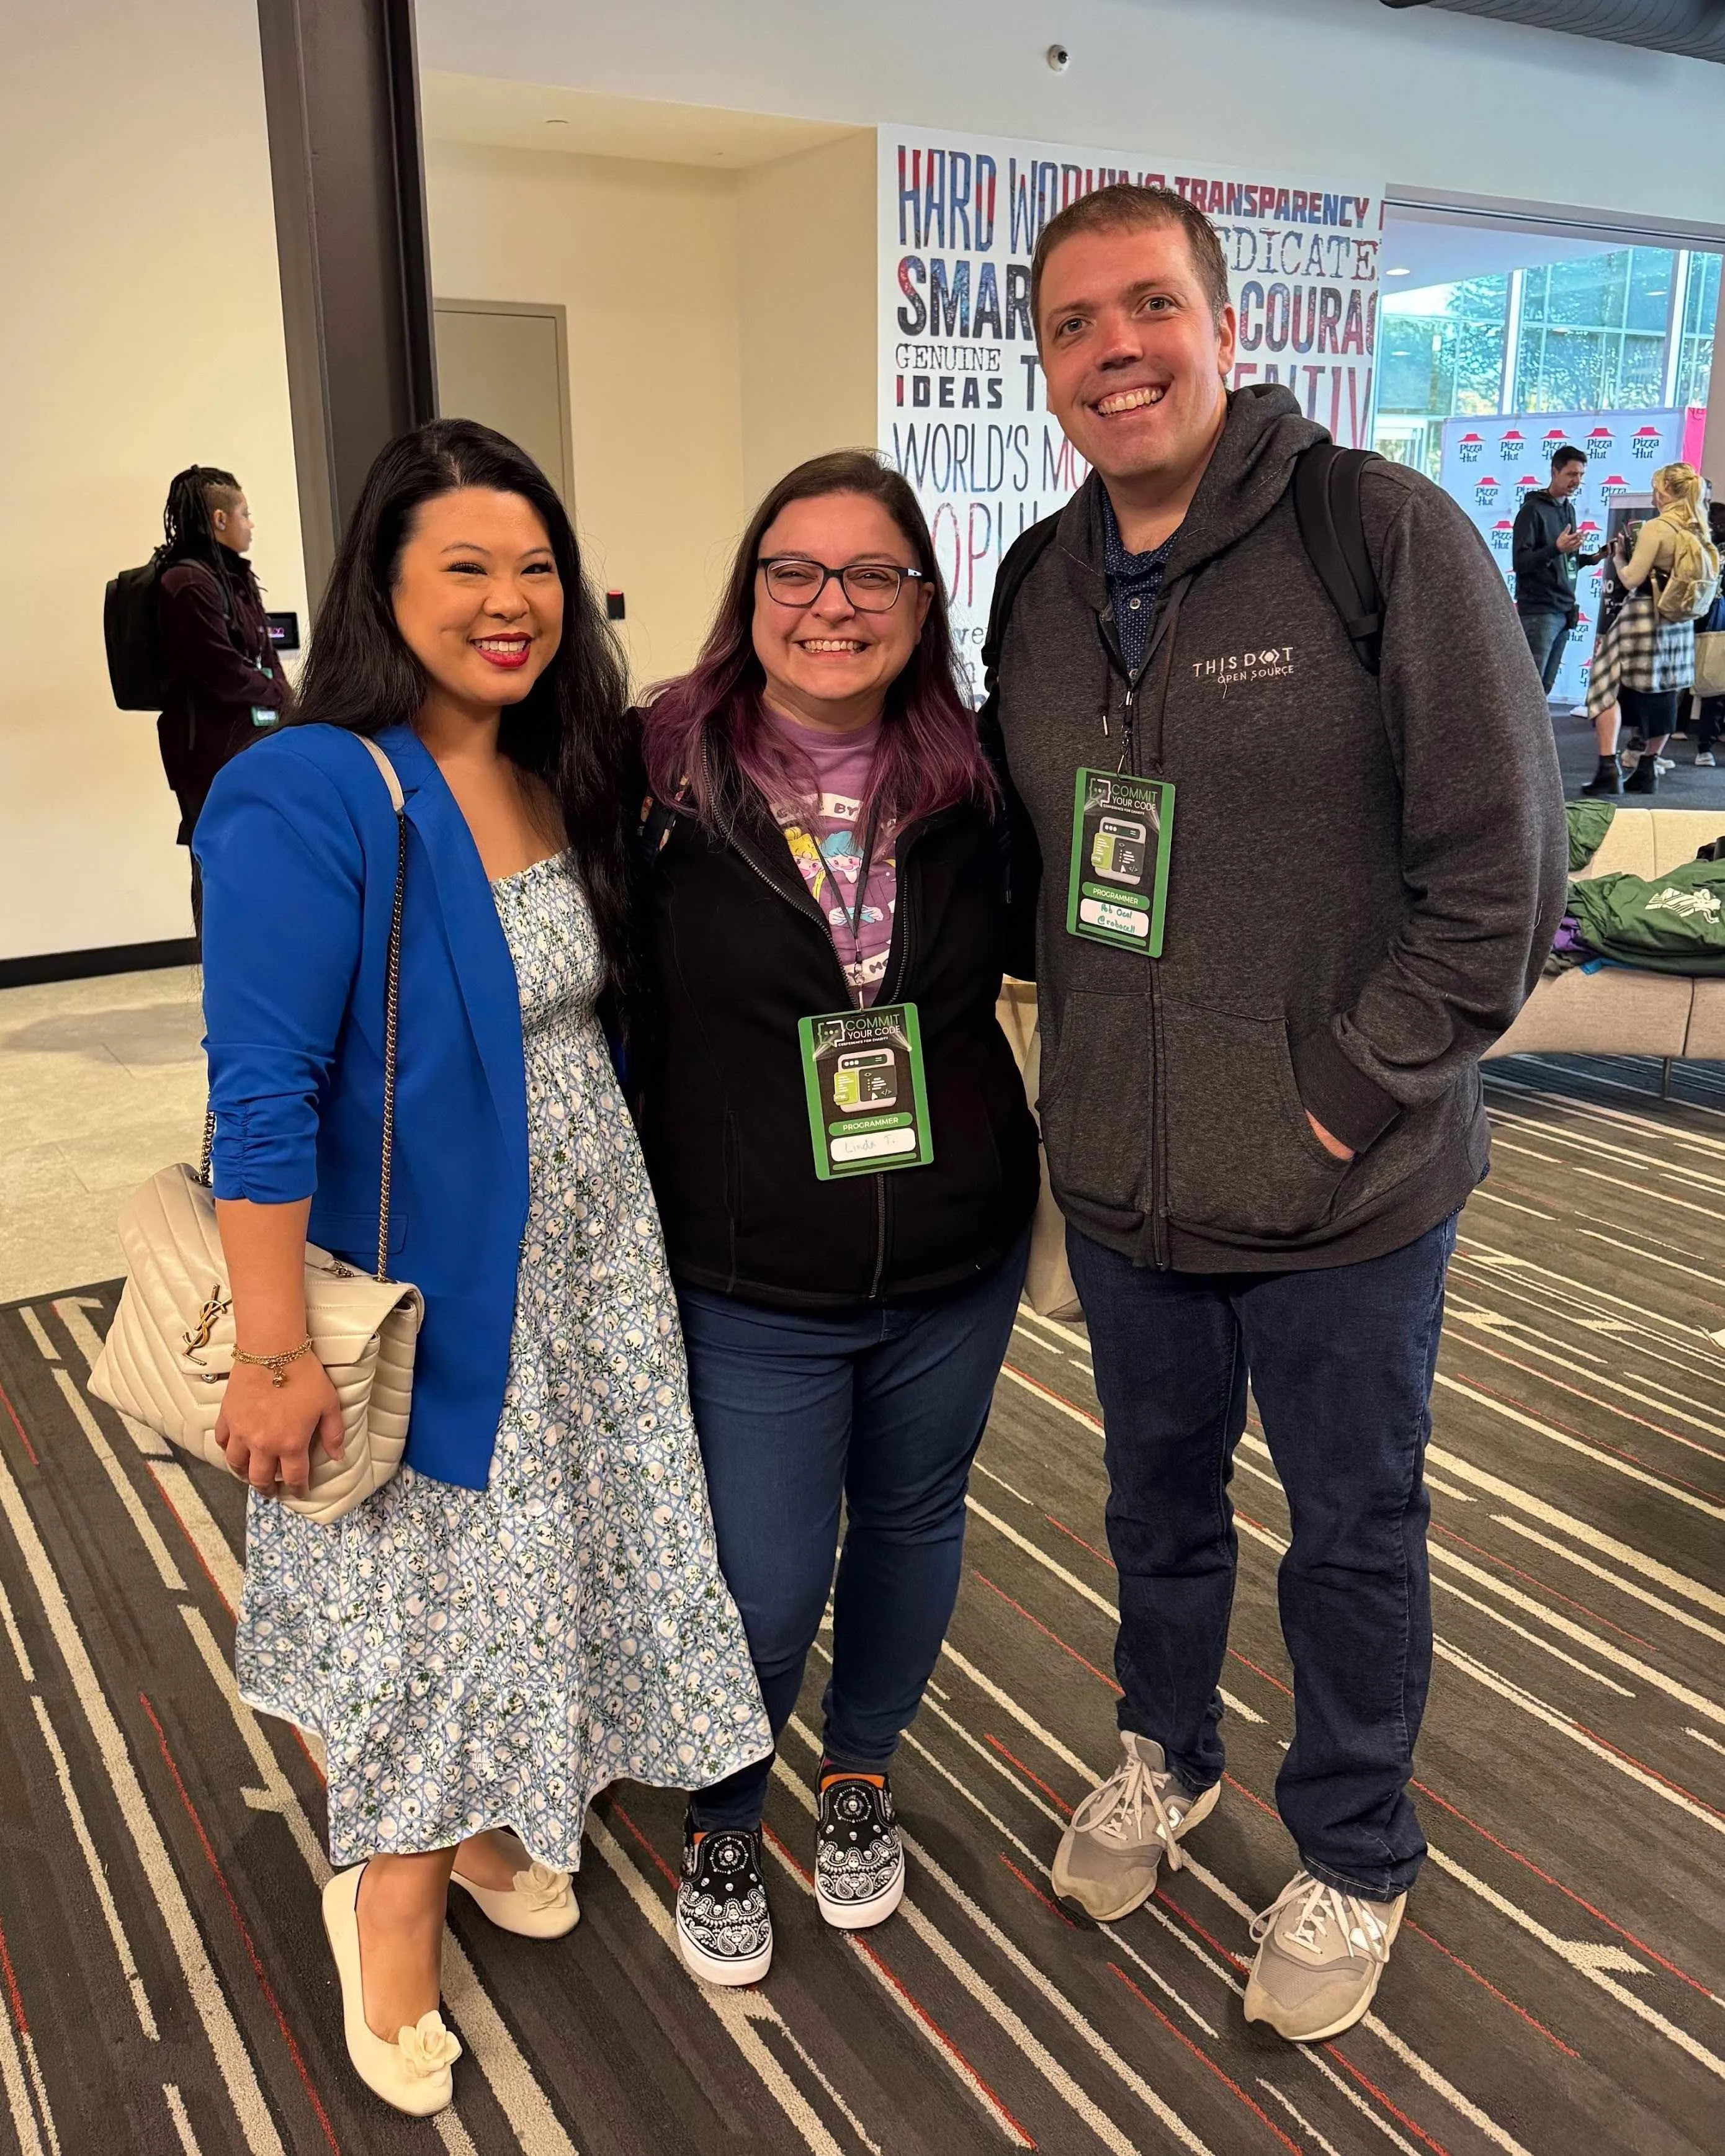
top-left (1065, 1214), bottom-right (1456, 1900)
top-left (1518, 607), bottom-right (1571, 696)
top-left (681, 1233), bottom-right (1029, 1832)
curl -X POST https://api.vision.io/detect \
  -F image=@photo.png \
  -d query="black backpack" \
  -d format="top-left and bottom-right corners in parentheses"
top-left (104, 558), bottom-right (173, 711)
top-left (979, 441), bottom-right (1384, 701)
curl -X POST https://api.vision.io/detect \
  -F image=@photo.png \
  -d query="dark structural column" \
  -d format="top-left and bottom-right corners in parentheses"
top-left (255, 0), bottom-right (438, 606)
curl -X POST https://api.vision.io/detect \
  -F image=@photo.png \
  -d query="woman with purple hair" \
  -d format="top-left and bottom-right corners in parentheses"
top-left (634, 451), bottom-right (1038, 1985)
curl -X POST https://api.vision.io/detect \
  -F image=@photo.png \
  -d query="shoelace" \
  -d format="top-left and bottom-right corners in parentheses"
top-left (1250, 1872), bottom-right (1392, 1967)
top-left (1067, 1751), bottom-right (1188, 1872)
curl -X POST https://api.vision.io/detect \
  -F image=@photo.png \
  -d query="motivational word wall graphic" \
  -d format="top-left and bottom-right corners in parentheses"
top-left (877, 125), bottom-right (1383, 685)
top-left (1438, 406), bottom-right (1706, 706)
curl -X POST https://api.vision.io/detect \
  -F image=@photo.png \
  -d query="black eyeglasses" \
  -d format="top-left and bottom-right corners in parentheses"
top-left (757, 556), bottom-right (928, 612)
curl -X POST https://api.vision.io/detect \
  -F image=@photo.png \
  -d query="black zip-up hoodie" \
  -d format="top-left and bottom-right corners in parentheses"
top-left (992, 385), bottom-right (1566, 1273)
top-left (633, 769), bottom-right (1040, 1308)
top-left (1511, 488), bottom-right (1581, 620)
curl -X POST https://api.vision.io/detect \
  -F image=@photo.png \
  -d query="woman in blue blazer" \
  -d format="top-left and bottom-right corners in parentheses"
top-left (196, 421), bottom-right (768, 2118)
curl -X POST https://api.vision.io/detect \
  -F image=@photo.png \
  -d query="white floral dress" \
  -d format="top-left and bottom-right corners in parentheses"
top-left (236, 854), bottom-right (770, 1869)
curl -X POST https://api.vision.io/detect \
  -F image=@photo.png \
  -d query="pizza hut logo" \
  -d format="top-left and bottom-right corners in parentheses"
top-left (1576, 519), bottom-right (1602, 541)
top-left (1542, 427), bottom-right (1569, 447)
top-left (1587, 425), bottom-right (1615, 456)
top-left (1600, 473), bottom-right (1629, 499)
top-left (1474, 475), bottom-right (1501, 507)
top-left (1500, 429), bottom-right (1526, 454)
top-left (1571, 614), bottom-right (1592, 641)
top-left (1631, 424), bottom-right (1662, 459)
top-left (1456, 431), bottom-right (1485, 465)
top-left (1490, 518), bottom-right (1514, 552)
top-left (1515, 472), bottom-right (1541, 496)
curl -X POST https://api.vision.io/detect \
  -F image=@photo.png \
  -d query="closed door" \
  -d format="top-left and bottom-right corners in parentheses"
top-left (434, 301), bottom-right (576, 505)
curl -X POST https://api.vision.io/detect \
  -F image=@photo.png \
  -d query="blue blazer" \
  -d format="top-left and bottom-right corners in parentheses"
top-left (195, 722), bottom-right (529, 1489)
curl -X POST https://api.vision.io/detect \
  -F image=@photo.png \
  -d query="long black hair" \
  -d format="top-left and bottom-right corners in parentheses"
top-left (291, 418), bottom-right (633, 992)
top-left (158, 465), bottom-right (242, 572)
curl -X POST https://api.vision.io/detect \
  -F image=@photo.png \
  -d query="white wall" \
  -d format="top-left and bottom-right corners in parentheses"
top-left (737, 134), bottom-right (879, 510)
top-left (0, 0), bottom-right (305, 964)
top-left (425, 141), bottom-right (745, 684)
top-left (418, 0), bottom-right (1725, 231)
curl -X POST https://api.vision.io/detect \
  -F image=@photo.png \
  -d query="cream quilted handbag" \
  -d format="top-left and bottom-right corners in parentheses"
top-left (89, 737), bottom-right (424, 1523)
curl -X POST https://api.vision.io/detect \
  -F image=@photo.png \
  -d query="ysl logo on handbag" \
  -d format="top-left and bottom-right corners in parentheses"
top-left (180, 1285), bottom-right (231, 1361)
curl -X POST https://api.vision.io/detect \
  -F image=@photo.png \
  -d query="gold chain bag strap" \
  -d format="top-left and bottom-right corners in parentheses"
top-left (90, 736), bottom-right (425, 1524)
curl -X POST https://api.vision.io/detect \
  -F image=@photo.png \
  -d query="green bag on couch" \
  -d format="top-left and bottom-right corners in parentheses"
top-left (1567, 861), bottom-right (1725, 975)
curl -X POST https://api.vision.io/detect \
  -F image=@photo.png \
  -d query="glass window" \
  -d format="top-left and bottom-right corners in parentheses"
top-left (1373, 242), bottom-right (1719, 476)
top-left (1625, 248), bottom-right (1675, 336)
top-left (1678, 251), bottom-right (1721, 408)
top-left (1540, 254), bottom-right (1622, 330)
top-left (1375, 274), bottom-right (1510, 475)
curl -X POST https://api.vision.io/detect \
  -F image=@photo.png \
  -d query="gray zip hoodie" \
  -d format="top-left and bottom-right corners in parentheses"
top-left (994, 384), bottom-right (1567, 1272)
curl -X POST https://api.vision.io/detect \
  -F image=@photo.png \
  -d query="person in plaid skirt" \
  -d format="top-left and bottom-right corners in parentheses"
top-left (1582, 463), bottom-right (1718, 797)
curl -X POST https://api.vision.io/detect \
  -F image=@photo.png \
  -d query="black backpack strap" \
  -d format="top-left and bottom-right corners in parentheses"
top-left (1292, 442), bottom-right (1384, 676)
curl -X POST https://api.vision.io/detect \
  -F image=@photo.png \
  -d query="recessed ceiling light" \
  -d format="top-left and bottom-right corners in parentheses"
top-left (544, 117), bottom-right (569, 127)
top-left (1385, 266), bottom-right (1412, 277)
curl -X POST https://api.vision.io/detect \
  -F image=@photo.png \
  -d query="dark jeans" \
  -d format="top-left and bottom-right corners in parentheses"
top-left (1065, 1212), bottom-right (1457, 1901)
top-left (1698, 696), bottom-right (1724, 756)
top-left (683, 1231), bottom-right (1029, 1831)
top-left (1518, 607), bottom-right (1571, 696)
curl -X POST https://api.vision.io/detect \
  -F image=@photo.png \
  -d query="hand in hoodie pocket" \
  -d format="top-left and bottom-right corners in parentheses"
top-left (1036, 988), bottom-right (1149, 1235)
top-left (1160, 1000), bottom-right (1351, 1241)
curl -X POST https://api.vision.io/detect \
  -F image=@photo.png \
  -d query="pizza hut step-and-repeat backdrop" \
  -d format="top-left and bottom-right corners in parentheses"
top-left (878, 125), bottom-right (1384, 694)
top-left (1440, 407), bottom-right (1708, 707)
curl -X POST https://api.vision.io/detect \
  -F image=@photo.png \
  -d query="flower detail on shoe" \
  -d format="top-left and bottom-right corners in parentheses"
top-left (676, 1825), bottom-right (773, 1985)
top-left (511, 1861), bottom-right (573, 1913)
top-left (814, 1768), bottom-right (905, 1930)
top-left (397, 2013), bottom-right (462, 2079)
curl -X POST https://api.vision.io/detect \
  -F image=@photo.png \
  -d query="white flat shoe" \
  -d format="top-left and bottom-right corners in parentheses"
top-left (450, 1856), bottom-right (579, 1939)
top-left (321, 1863), bottom-right (460, 2116)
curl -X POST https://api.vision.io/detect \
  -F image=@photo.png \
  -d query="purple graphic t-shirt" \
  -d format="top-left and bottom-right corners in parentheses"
top-left (766, 710), bottom-right (897, 1006)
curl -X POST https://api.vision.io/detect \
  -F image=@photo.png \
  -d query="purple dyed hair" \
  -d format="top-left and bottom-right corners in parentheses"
top-left (640, 450), bottom-right (995, 833)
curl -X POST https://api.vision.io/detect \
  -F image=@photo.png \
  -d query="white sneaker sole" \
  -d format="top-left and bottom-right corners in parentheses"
top-left (815, 1859), bottom-right (905, 1931)
top-left (675, 1918), bottom-right (773, 1988)
top-left (1052, 1778), bottom-right (1220, 1925)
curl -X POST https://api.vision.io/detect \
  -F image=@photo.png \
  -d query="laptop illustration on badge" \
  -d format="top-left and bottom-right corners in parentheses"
top-left (1090, 813), bottom-right (1148, 885)
top-left (832, 1047), bottom-right (898, 1114)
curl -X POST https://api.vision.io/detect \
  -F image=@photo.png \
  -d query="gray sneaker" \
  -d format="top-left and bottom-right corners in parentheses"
top-left (1051, 1732), bottom-right (1218, 1923)
top-left (1242, 1871), bottom-right (1405, 2041)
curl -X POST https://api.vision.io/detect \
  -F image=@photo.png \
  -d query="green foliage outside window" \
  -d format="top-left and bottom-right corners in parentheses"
top-left (1374, 245), bottom-right (1718, 479)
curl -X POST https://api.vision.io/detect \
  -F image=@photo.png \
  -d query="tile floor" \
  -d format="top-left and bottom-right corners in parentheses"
top-left (0, 964), bottom-right (206, 1302)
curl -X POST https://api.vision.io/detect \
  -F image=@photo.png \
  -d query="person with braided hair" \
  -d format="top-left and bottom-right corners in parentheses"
top-left (154, 465), bottom-right (288, 923)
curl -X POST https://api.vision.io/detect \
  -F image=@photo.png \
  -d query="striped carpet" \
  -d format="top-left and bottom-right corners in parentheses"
top-left (1, 1052), bottom-right (1721, 2156)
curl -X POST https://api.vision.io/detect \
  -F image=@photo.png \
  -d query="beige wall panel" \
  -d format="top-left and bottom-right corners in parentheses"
top-left (737, 133), bottom-right (877, 512)
top-left (0, 0), bottom-right (307, 962)
top-left (424, 141), bottom-right (746, 686)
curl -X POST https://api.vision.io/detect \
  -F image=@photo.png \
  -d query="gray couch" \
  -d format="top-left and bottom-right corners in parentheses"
top-left (1484, 807), bottom-right (1725, 1062)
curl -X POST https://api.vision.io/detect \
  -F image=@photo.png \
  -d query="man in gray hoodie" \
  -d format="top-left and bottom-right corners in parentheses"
top-left (987, 186), bottom-right (1565, 2042)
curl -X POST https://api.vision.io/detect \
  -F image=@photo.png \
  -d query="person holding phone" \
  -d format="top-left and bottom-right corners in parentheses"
top-left (1511, 444), bottom-right (1603, 698)
top-left (633, 450), bottom-right (1038, 1986)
